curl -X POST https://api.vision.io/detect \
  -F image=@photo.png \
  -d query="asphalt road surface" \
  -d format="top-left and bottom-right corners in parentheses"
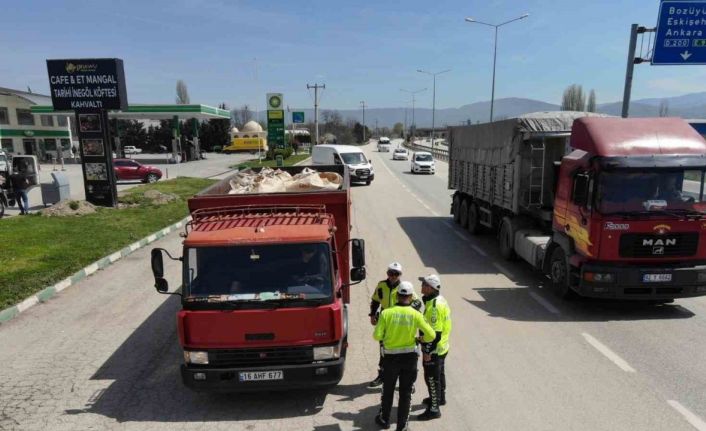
top-left (2, 141), bottom-right (706, 430)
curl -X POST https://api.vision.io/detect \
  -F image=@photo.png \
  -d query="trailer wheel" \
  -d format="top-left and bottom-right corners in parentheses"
top-left (467, 202), bottom-right (482, 235)
top-left (498, 217), bottom-right (517, 260)
top-left (459, 199), bottom-right (469, 228)
top-left (549, 247), bottom-right (576, 300)
top-left (452, 195), bottom-right (461, 223)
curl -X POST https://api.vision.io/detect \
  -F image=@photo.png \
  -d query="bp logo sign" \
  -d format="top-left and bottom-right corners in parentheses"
top-left (267, 93), bottom-right (283, 110)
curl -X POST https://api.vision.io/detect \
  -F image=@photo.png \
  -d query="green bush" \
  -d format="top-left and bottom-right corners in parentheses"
top-left (68, 201), bottom-right (80, 210)
top-left (212, 146), bottom-right (222, 153)
top-left (265, 147), bottom-right (293, 161)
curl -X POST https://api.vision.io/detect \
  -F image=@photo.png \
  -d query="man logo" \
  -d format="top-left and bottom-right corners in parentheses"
top-left (642, 238), bottom-right (676, 246)
top-left (652, 246), bottom-right (665, 255)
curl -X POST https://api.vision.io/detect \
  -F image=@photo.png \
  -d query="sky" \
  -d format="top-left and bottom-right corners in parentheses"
top-left (1, 0), bottom-right (705, 111)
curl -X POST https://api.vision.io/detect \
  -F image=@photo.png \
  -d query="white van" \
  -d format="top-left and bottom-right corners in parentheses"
top-left (311, 144), bottom-right (374, 185)
top-left (377, 137), bottom-right (391, 152)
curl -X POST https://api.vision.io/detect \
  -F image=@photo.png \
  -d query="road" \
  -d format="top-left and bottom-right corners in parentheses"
top-left (3, 152), bottom-right (251, 217)
top-left (2, 141), bottom-right (706, 430)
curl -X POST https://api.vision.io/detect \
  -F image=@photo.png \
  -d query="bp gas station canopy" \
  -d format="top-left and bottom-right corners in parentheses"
top-left (31, 103), bottom-right (230, 120)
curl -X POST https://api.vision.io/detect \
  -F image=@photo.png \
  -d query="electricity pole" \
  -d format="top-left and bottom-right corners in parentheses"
top-left (418, 69), bottom-right (450, 147)
top-left (360, 101), bottom-right (367, 143)
top-left (307, 83), bottom-right (325, 144)
top-left (401, 88), bottom-right (426, 141)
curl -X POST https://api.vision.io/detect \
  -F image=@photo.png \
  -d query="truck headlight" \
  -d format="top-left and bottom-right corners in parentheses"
top-left (583, 272), bottom-right (615, 283)
top-left (184, 351), bottom-right (209, 365)
top-left (313, 344), bottom-right (341, 361)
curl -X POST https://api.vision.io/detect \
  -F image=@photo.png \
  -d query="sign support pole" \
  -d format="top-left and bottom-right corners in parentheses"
top-left (621, 24), bottom-right (639, 118)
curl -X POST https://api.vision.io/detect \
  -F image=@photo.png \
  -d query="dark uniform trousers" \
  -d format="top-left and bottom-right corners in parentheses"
top-left (423, 352), bottom-right (447, 409)
top-left (380, 352), bottom-right (418, 428)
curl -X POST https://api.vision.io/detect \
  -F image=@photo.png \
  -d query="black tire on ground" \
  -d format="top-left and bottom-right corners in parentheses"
top-left (467, 202), bottom-right (482, 235)
top-left (146, 173), bottom-right (159, 183)
top-left (498, 217), bottom-right (517, 260)
top-left (458, 199), bottom-right (469, 228)
top-left (452, 195), bottom-right (462, 223)
top-left (366, 179), bottom-right (371, 185)
top-left (549, 247), bottom-right (577, 300)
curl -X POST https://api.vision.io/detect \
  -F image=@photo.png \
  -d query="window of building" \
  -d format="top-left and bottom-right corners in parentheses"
top-left (60, 139), bottom-right (71, 150)
top-left (0, 108), bottom-right (9, 125)
top-left (16, 109), bottom-right (35, 126)
top-left (57, 116), bottom-right (68, 127)
top-left (43, 139), bottom-right (57, 151)
top-left (1, 138), bottom-right (13, 152)
top-left (40, 115), bottom-right (54, 127)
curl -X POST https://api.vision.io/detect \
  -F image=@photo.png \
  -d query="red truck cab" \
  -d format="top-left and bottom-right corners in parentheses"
top-left (150, 165), bottom-right (366, 391)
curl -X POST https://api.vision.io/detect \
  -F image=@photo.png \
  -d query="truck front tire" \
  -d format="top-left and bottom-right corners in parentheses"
top-left (498, 217), bottom-right (517, 260)
top-left (549, 247), bottom-right (576, 300)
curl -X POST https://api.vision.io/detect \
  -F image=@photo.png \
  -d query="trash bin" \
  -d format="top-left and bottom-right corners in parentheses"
top-left (41, 171), bottom-right (71, 206)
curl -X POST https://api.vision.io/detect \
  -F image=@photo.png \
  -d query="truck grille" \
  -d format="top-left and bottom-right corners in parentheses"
top-left (208, 346), bottom-right (313, 367)
top-left (619, 233), bottom-right (698, 258)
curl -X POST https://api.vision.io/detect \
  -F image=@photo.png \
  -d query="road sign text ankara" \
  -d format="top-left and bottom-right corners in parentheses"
top-left (653, 1), bottom-right (706, 65)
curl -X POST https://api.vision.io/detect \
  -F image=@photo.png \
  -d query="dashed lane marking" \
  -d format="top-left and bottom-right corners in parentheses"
top-left (582, 332), bottom-right (636, 373)
top-left (453, 230), bottom-right (466, 240)
top-left (471, 244), bottom-right (489, 257)
top-left (528, 291), bottom-right (561, 315)
top-left (668, 400), bottom-right (706, 431)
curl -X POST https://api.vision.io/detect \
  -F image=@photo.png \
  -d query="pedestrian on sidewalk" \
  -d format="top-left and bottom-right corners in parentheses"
top-left (373, 281), bottom-right (435, 431)
top-left (369, 262), bottom-right (421, 387)
top-left (416, 274), bottom-right (452, 421)
top-left (10, 161), bottom-right (31, 215)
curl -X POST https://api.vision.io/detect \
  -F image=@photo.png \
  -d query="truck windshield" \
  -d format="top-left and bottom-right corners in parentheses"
top-left (184, 243), bottom-right (333, 304)
top-left (341, 153), bottom-right (367, 165)
top-left (596, 170), bottom-right (706, 215)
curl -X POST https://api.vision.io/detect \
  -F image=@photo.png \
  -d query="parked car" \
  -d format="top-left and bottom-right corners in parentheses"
top-left (411, 152), bottom-right (435, 174)
top-left (377, 137), bottom-right (391, 152)
top-left (113, 159), bottom-right (162, 183)
top-left (392, 147), bottom-right (409, 160)
top-left (124, 146), bottom-right (143, 155)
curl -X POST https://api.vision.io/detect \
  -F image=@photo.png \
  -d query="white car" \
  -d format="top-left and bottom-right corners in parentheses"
top-left (411, 152), bottom-right (435, 174)
top-left (124, 146), bottom-right (142, 155)
top-left (377, 137), bottom-right (391, 152)
top-left (392, 148), bottom-right (408, 160)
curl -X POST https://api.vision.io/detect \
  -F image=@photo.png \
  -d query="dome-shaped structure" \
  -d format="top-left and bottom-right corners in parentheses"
top-left (231, 127), bottom-right (239, 134)
top-left (242, 121), bottom-right (263, 133)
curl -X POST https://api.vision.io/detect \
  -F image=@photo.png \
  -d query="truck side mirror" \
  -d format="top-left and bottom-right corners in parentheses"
top-left (351, 239), bottom-right (365, 267)
top-left (350, 267), bottom-right (366, 282)
top-left (572, 173), bottom-right (590, 207)
top-left (151, 248), bottom-right (164, 278)
top-left (155, 277), bottom-right (169, 293)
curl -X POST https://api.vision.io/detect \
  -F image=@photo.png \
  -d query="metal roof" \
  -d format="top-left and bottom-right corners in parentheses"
top-left (30, 103), bottom-right (230, 120)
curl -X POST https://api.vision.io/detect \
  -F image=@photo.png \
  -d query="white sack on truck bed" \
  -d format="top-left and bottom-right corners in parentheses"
top-left (228, 167), bottom-right (342, 194)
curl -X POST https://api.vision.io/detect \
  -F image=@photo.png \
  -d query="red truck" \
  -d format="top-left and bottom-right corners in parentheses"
top-left (449, 113), bottom-right (706, 301)
top-left (150, 165), bottom-right (366, 391)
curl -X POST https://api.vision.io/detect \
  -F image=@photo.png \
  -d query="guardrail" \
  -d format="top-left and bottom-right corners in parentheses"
top-left (402, 141), bottom-right (449, 161)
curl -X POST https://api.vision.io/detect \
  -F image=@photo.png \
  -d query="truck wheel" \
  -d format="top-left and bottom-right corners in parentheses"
top-left (459, 199), bottom-right (469, 228)
top-left (549, 247), bottom-right (576, 300)
top-left (452, 195), bottom-right (461, 222)
top-left (498, 217), bottom-right (517, 260)
top-left (467, 202), bottom-right (482, 235)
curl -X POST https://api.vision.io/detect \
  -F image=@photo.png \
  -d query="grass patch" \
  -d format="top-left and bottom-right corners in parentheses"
top-left (0, 177), bottom-right (216, 310)
top-left (231, 153), bottom-right (311, 169)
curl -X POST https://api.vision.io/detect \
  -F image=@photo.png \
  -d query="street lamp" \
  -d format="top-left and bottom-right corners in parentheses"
top-left (360, 101), bottom-right (367, 143)
top-left (400, 88), bottom-right (427, 141)
top-left (465, 13), bottom-right (529, 122)
top-left (417, 69), bottom-right (450, 147)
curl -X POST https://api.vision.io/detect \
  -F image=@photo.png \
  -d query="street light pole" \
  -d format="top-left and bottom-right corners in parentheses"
top-left (418, 69), bottom-right (450, 148)
top-left (360, 101), bottom-right (367, 143)
top-left (401, 88), bottom-right (426, 141)
top-left (465, 13), bottom-right (529, 122)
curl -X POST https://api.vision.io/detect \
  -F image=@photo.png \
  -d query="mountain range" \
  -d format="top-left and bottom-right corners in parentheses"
top-left (264, 92), bottom-right (706, 128)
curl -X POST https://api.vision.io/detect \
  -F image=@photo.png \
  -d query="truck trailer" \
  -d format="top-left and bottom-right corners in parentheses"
top-left (449, 112), bottom-right (706, 301)
top-left (150, 165), bottom-right (365, 391)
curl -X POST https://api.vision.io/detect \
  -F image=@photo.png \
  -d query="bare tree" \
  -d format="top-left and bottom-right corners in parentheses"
top-left (176, 80), bottom-right (190, 104)
top-left (659, 99), bottom-right (670, 117)
top-left (586, 89), bottom-right (597, 112)
top-left (239, 104), bottom-right (253, 124)
top-left (561, 84), bottom-right (586, 111)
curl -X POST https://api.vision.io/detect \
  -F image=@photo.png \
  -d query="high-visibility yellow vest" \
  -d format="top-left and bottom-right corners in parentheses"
top-left (423, 295), bottom-right (452, 355)
top-left (373, 304), bottom-right (435, 354)
top-left (372, 280), bottom-right (420, 310)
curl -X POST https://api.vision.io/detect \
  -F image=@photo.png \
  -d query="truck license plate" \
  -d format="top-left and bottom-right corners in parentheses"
top-left (239, 370), bottom-right (283, 382)
top-left (643, 274), bottom-right (672, 283)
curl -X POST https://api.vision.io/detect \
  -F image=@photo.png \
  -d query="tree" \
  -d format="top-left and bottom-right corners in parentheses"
top-left (235, 104), bottom-right (253, 127)
top-left (392, 122), bottom-right (404, 137)
top-left (561, 84), bottom-right (586, 111)
top-left (352, 122), bottom-right (372, 143)
top-left (586, 89), bottom-right (597, 112)
top-left (659, 99), bottom-right (670, 117)
top-left (176, 80), bottom-right (190, 104)
top-left (199, 102), bottom-right (231, 150)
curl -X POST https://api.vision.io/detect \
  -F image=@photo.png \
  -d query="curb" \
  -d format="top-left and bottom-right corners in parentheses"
top-left (294, 157), bottom-right (312, 166)
top-left (0, 216), bottom-right (191, 325)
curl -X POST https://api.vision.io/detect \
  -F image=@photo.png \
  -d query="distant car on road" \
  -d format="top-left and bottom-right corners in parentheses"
top-left (411, 152), bottom-right (435, 174)
top-left (113, 159), bottom-right (162, 183)
top-left (377, 137), bottom-right (391, 152)
top-left (123, 146), bottom-right (143, 155)
top-left (392, 148), bottom-right (408, 160)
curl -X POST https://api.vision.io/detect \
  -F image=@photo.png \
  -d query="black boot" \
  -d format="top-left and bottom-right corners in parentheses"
top-left (422, 396), bottom-right (446, 406)
top-left (369, 374), bottom-right (384, 388)
top-left (417, 408), bottom-right (441, 421)
top-left (375, 413), bottom-right (391, 429)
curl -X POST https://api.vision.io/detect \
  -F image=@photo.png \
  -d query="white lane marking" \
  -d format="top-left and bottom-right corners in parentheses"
top-left (582, 333), bottom-right (636, 373)
top-left (377, 152), bottom-right (440, 216)
top-left (528, 291), bottom-right (561, 315)
top-left (453, 230), bottom-right (466, 240)
top-left (493, 262), bottom-right (515, 279)
top-left (471, 244), bottom-right (489, 257)
top-left (668, 400), bottom-right (706, 431)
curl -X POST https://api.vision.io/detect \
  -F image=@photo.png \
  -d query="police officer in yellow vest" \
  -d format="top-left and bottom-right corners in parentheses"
top-left (369, 262), bottom-right (422, 387)
top-left (373, 281), bottom-right (435, 431)
top-left (416, 274), bottom-right (452, 421)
